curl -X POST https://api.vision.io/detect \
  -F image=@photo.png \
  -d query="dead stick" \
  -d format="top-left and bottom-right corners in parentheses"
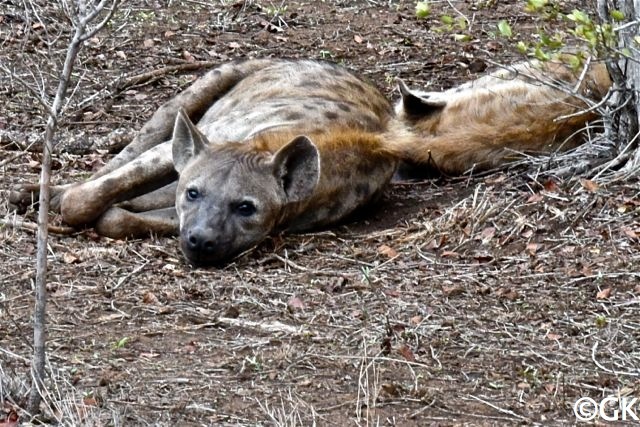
top-left (117, 61), bottom-right (218, 90)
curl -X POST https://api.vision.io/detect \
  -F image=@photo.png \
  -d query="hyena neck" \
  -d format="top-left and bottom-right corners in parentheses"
top-left (251, 127), bottom-right (399, 232)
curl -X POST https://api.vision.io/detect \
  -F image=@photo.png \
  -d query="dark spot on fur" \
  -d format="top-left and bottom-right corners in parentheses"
top-left (355, 183), bottom-right (371, 198)
top-left (356, 160), bottom-right (377, 176)
top-left (286, 112), bottom-right (304, 121)
top-left (302, 103), bottom-right (317, 111)
top-left (103, 177), bottom-right (117, 192)
top-left (299, 80), bottom-right (323, 89)
top-left (337, 103), bottom-right (351, 112)
top-left (133, 165), bottom-right (146, 177)
top-left (324, 111), bottom-right (339, 120)
top-left (359, 115), bottom-right (383, 132)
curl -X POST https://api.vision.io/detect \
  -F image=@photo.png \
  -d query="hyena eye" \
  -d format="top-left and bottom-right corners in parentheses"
top-left (186, 188), bottom-right (200, 201)
top-left (235, 201), bottom-right (257, 217)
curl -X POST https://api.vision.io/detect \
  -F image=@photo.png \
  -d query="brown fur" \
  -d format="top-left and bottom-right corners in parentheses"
top-left (389, 59), bottom-right (612, 174)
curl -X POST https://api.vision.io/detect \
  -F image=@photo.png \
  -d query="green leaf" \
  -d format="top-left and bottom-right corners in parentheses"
top-left (441, 15), bottom-right (454, 25)
top-left (534, 46), bottom-right (550, 61)
top-left (610, 9), bottom-right (625, 22)
top-left (497, 20), bottom-right (512, 38)
top-left (621, 48), bottom-right (632, 58)
top-left (525, 0), bottom-right (548, 12)
top-left (453, 34), bottom-right (472, 42)
top-left (566, 9), bottom-right (591, 24)
top-left (416, 1), bottom-right (430, 19)
top-left (516, 41), bottom-right (528, 54)
top-left (634, 36), bottom-right (640, 45)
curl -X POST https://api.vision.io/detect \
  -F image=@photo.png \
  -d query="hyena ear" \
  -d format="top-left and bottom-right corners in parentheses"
top-left (172, 109), bottom-right (208, 173)
top-left (397, 78), bottom-right (447, 118)
top-left (272, 136), bottom-right (320, 203)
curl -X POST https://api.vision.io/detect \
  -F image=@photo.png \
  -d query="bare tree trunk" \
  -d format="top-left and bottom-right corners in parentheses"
top-left (596, 0), bottom-right (640, 178)
top-left (26, 0), bottom-right (119, 417)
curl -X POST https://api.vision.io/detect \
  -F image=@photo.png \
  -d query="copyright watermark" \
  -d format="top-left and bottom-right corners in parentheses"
top-left (574, 396), bottom-right (640, 422)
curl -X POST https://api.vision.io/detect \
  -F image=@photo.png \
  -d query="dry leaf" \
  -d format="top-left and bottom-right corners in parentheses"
top-left (116, 50), bottom-right (127, 60)
top-left (526, 193), bottom-right (544, 203)
top-left (183, 50), bottom-right (195, 62)
top-left (496, 287), bottom-right (519, 300)
top-left (441, 250), bottom-right (459, 258)
top-left (83, 397), bottom-right (98, 406)
top-left (543, 179), bottom-right (559, 192)
top-left (354, 34), bottom-right (363, 43)
top-left (596, 287), bottom-right (612, 300)
top-left (622, 226), bottom-right (638, 239)
top-left (397, 344), bottom-right (416, 362)
top-left (442, 284), bottom-right (464, 297)
top-left (62, 252), bottom-right (79, 264)
top-left (381, 383), bottom-right (400, 396)
top-left (142, 292), bottom-right (158, 304)
top-left (547, 333), bottom-right (561, 340)
top-left (525, 242), bottom-right (538, 256)
top-left (287, 296), bottom-right (305, 311)
top-left (581, 178), bottom-right (599, 192)
top-left (480, 227), bottom-right (495, 243)
top-left (485, 174), bottom-right (507, 184)
top-left (377, 244), bottom-right (398, 258)
top-left (143, 38), bottom-right (154, 48)
top-left (410, 315), bottom-right (423, 325)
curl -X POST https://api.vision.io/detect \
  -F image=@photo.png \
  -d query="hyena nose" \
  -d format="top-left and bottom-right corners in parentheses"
top-left (186, 229), bottom-right (216, 254)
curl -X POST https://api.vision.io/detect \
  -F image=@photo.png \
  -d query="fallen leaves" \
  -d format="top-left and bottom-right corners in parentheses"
top-left (596, 287), bottom-right (612, 300)
top-left (377, 244), bottom-right (398, 258)
top-left (580, 178), bottom-right (600, 193)
top-left (397, 344), bottom-right (416, 362)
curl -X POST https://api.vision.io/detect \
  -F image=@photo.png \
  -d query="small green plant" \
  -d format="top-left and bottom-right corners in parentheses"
top-left (497, 20), bottom-right (513, 38)
top-left (361, 266), bottom-right (372, 284)
top-left (112, 337), bottom-right (129, 350)
top-left (416, 1), bottom-right (431, 19)
top-left (264, 4), bottom-right (288, 17)
top-left (595, 315), bottom-right (608, 328)
top-left (243, 355), bottom-right (263, 372)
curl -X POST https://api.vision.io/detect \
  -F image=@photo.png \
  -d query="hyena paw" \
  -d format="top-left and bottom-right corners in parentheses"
top-left (8, 184), bottom-right (67, 214)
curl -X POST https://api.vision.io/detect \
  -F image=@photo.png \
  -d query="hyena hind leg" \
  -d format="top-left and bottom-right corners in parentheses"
top-left (95, 206), bottom-right (178, 239)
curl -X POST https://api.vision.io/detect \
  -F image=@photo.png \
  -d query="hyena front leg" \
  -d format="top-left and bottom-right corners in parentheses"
top-left (95, 206), bottom-right (178, 238)
top-left (59, 141), bottom-right (175, 226)
top-left (117, 181), bottom-right (177, 212)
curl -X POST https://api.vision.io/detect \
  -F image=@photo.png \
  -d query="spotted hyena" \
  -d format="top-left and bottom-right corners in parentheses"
top-left (13, 59), bottom-right (399, 266)
top-left (10, 57), bottom-right (611, 266)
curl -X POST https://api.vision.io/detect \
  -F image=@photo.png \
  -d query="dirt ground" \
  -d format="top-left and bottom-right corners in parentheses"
top-left (2, 0), bottom-right (640, 425)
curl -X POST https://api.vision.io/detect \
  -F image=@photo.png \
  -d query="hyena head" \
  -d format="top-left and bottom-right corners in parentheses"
top-left (172, 110), bottom-right (320, 266)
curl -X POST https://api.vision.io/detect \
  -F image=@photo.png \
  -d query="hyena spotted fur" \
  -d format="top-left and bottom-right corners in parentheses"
top-left (10, 57), bottom-right (611, 266)
top-left (391, 58), bottom-right (611, 174)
